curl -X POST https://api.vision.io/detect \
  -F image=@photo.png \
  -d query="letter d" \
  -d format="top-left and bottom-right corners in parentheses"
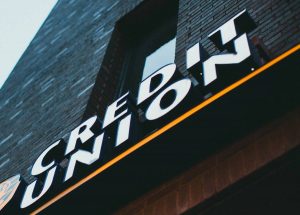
top-left (137, 64), bottom-right (176, 105)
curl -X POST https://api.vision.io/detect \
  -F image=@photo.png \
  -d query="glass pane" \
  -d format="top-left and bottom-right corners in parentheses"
top-left (142, 37), bottom-right (176, 80)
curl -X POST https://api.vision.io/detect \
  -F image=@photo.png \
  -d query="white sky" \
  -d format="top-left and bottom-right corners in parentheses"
top-left (0, 0), bottom-right (58, 89)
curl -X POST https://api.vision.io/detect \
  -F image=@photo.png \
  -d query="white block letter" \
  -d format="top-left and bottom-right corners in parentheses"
top-left (137, 64), bottom-right (176, 105)
top-left (146, 79), bottom-right (192, 120)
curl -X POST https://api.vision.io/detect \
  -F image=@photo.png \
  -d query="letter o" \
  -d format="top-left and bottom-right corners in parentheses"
top-left (145, 79), bottom-right (192, 120)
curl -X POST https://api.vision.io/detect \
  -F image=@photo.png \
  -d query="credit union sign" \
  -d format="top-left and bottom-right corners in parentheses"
top-left (1, 10), bottom-right (299, 214)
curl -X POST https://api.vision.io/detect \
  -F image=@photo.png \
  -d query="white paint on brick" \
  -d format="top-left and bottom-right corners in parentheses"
top-left (9, 110), bottom-right (22, 120)
top-left (22, 77), bottom-right (34, 89)
top-left (77, 83), bottom-right (94, 97)
top-left (41, 96), bottom-right (54, 107)
top-left (15, 100), bottom-right (23, 108)
top-left (0, 158), bottom-right (10, 169)
top-left (17, 132), bottom-right (33, 145)
top-left (71, 77), bottom-right (86, 88)
top-left (0, 133), bottom-right (13, 146)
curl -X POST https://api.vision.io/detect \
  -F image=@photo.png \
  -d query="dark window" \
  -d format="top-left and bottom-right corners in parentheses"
top-left (83, 0), bottom-right (179, 119)
top-left (116, 0), bottom-right (179, 98)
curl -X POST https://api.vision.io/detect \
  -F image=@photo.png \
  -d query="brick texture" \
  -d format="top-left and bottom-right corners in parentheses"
top-left (0, 0), bottom-right (299, 201)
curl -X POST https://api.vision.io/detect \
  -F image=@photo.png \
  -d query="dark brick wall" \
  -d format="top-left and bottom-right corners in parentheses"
top-left (114, 106), bottom-right (300, 215)
top-left (0, 0), bottom-right (142, 182)
top-left (176, 0), bottom-right (300, 73)
top-left (0, 0), bottom-right (299, 201)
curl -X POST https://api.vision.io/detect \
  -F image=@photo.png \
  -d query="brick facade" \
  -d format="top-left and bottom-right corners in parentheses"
top-left (0, 0), bottom-right (299, 213)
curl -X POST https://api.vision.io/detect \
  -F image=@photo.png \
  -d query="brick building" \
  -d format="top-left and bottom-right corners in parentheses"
top-left (0, 0), bottom-right (299, 214)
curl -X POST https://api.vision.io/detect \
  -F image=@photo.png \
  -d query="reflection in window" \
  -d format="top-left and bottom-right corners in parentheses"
top-left (142, 37), bottom-right (176, 80)
top-left (114, 0), bottom-right (179, 98)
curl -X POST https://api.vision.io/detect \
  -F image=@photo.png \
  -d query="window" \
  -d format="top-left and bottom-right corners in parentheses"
top-left (116, 0), bottom-right (179, 98)
top-left (83, 0), bottom-right (179, 119)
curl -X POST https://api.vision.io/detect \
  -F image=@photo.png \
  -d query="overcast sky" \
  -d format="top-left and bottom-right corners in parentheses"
top-left (0, 0), bottom-right (58, 89)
